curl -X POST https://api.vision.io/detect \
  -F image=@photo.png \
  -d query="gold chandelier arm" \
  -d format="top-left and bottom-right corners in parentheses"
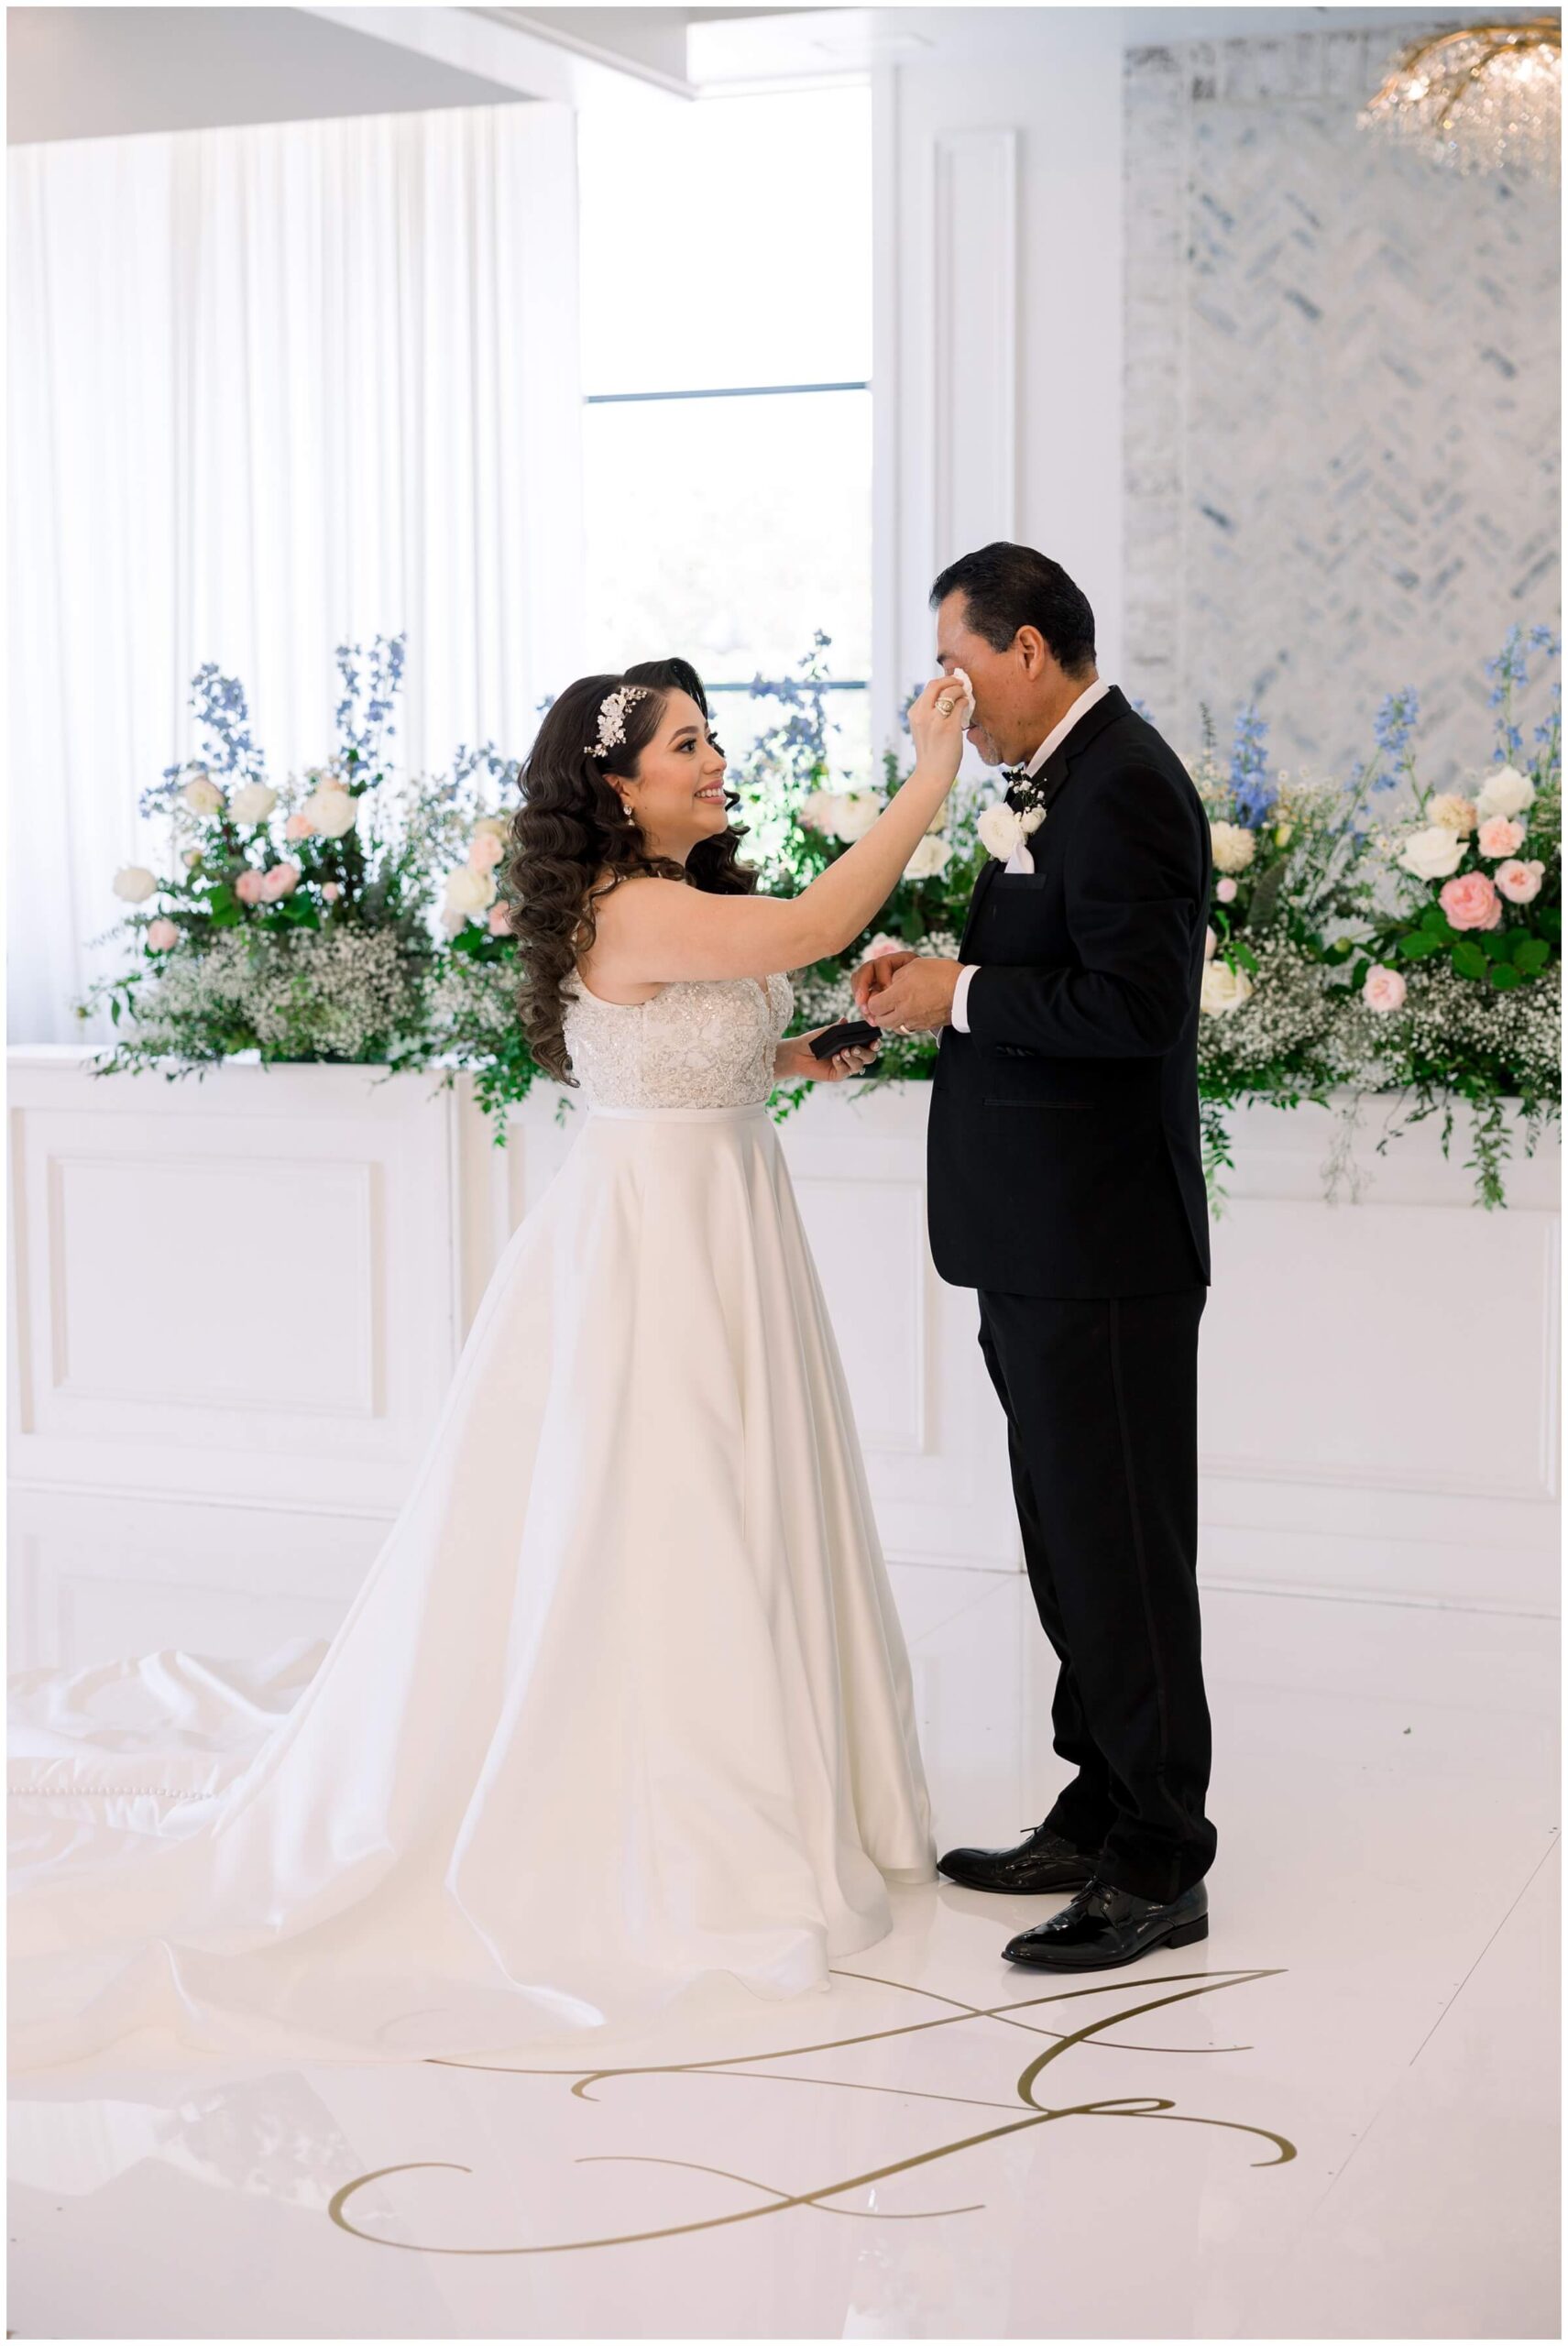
top-left (1365, 16), bottom-right (1562, 113)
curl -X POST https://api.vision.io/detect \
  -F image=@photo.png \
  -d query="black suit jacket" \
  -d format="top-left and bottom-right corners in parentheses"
top-left (927, 684), bottom-right (1212, 1298)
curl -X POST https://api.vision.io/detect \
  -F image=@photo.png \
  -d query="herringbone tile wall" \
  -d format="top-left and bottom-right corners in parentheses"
top-left (1124, 21), bottom-right (1560, 784)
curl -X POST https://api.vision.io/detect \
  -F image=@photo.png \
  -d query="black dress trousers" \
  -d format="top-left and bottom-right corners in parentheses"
top-left (975, 1283), bottom-right (1217, 1906)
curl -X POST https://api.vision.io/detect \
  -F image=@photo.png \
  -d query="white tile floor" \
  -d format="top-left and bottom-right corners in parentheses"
top-left (7, 1551), bottom-right (1560, 2340)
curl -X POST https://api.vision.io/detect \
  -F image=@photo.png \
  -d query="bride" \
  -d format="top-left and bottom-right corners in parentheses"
top-left (8, 659), bottom-right (971, 2069)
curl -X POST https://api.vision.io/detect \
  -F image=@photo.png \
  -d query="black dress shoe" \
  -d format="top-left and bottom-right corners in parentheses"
top-left (936, 1821), bottom-right (1100, 1895)
top-left (1003, 1875), bottom-right (1209, 1971)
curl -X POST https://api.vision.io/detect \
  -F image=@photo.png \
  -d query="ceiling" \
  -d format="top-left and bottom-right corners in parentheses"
top-left (9, 5), bottom-right (1553, 142)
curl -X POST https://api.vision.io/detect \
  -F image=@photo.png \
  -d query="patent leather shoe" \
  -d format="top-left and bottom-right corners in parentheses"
top-left (1003, 1875), bottom-right (1209, 1971)
top-left (936, 1820), bottom-right (1099, 1895)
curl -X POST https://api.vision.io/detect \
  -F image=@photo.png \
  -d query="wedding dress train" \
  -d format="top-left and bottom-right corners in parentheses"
top-left (8, 970), bottom-right (937, 2068)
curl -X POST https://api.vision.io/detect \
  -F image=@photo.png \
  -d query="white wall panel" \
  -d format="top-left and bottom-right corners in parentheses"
top-left (9, 1052), bottom-right (460, 1513)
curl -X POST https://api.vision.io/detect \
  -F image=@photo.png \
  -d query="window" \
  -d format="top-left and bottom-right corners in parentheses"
top-left (578, 85), bottom-right (872, 781)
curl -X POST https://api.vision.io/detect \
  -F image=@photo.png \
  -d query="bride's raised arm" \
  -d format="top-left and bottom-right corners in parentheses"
top-left (591, 677), bottom-right (968, 988)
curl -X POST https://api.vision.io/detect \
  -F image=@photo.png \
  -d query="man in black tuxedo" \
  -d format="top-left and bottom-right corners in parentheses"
top-left (853, 542), bottom-right (1217, 1972)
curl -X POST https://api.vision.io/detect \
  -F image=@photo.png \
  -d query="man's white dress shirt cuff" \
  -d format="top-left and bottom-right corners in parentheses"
top-left (949, 962), bottom-right (978, 1033)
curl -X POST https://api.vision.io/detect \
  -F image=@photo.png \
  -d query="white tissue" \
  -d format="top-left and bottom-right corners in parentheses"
top-left (947, 666), bottom-right (976, 725)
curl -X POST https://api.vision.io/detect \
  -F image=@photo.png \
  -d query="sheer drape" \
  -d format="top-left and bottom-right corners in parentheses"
top-left (8, 102), bottom-right (582, 1042)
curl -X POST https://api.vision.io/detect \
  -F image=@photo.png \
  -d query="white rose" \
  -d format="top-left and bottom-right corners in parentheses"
top-left (1204, 924), bottom-right (1218, 961)
top-left (1210, 822), bottom-right (1256, 875)
top-left (1426, 792), bottom-right (1476, 835)
top-left (1201, 959), bottom-right (1254, 1016)
top-left (182, 774), bottom-right (225, 817)
top-left (303, 786), bottom-right (357, 839)
top-left (830, 792), bottom-right (882, 842)
top-left (112, 865), bottom-right (159, 904)
top-left (229, 783), bottom-right (278, 827)
top-left (977, 803), bottom-right (1024, 861)
top-left (797, 791), bottom-right (841, 836)
top-left (1398, 824), bottom-right (1465, 881)
top-left (1474, 764), bottom-right (1536, 821)
top-left (443, 865), bottom-right (495, 917)
top-left (902, 834), bottom-right (952, 882)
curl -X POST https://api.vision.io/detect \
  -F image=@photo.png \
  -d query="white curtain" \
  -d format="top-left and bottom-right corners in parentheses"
top-left (8, 102), bottom-right (583, 1043)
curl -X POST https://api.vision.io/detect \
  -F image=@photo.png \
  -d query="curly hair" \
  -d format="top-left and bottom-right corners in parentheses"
top-left (502, 659), bottom-right (759, 1083)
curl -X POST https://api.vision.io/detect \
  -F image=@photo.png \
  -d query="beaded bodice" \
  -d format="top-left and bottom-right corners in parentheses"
top-left (562, 971), bottom-right (795, 1109)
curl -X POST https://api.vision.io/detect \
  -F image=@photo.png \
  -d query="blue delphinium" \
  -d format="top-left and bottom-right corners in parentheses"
top-left (1227, 703), bottom-right (1276, 824)
top-left (1485, 624), bottom-right (1561, 764)
top-left (1371, 686), bottom-right (1418, 779)
top-left (451, 740), bottom-right (522, 801)
top-left (334, 631), bottom-right (408, 767)
top-left (140, 662), bottom-right (265, 816)
top-left (746, 631), bottom-right (838, 794)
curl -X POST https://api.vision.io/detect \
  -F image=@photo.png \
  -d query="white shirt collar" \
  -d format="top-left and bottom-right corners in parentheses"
top-left (1021, 677), bottom-right (1113, 778)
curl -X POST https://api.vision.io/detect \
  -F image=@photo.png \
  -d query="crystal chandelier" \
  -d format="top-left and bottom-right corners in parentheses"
top-left (1358, 16), bottom-right (1562, 182)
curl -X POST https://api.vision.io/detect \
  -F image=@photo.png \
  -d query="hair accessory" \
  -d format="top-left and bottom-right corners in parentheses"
top-left (587, 684), bottom-right (652, 759)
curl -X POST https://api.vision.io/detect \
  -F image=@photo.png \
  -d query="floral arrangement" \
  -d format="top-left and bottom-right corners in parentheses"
top-left (79, 626), bottom-right (1560, 1205)
top-left (78, 639), bottom-right (528, 1096)
top-left (1325, 625), bottom-right (1562, 1203)
top-left (736, 629), bottom-right (1561, 1202)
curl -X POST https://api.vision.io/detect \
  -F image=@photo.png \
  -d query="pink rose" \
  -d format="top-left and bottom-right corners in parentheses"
top-left (1495, 858), bottom-right (1545, 905)
top-left (468, 831), bottom-right (504, 872)
top-left (487, 901), bottom-right (512, 936)
top-left (146, 917), bottom-right (179, 951)
top-left (284, 812), bottom-right (313, 840)
top-left (1204, 924), bottom-right (1218, 961)
top-left (1363, 963), bottom-right (1407, 1014)
top-left (1215, 876), bottom-right (1238, 904)
top-left (1439, 871), bottom-right (1503, 931)
top-left (1476, 816), bottom-right (1526, 861)
top-left (259, 861), bottom-right (301, 901)
top-left (322, 881), bottom-right (341, 903)
top-left (235, 868), bottom-right (268, 905)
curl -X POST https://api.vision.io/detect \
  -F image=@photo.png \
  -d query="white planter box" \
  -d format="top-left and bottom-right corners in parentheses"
top-left (8, 1049), bottom-right (1559, 1650)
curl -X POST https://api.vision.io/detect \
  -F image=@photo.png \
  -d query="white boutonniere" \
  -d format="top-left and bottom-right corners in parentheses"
top-left (977, 795), bottom-right (1047, 864)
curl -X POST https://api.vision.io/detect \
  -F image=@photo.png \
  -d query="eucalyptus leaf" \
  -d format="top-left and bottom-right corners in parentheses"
top-left (1247, 861), bottom-right (1285, 929)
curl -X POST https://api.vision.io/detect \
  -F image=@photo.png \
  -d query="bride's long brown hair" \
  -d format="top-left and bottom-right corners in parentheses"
top-left (503, 658), bottom-right (759, 1083)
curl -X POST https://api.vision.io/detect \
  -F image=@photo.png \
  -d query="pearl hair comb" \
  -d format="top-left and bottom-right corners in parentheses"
top-left (587, 684), bottom-right (652, 759)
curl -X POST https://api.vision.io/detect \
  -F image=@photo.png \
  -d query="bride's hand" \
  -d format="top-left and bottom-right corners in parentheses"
top-left (775, 1027), bottom-right (882, 1084)
top-left (906, 674), bottom-right (970, 788)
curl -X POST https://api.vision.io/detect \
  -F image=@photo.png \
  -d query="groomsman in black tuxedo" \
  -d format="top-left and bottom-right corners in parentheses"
top-left (853, 541), bottom-right (1217, 1971)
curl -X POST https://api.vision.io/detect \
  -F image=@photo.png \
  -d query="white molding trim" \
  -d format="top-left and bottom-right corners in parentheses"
top-left (931, 126), bottom-right (1017, 565)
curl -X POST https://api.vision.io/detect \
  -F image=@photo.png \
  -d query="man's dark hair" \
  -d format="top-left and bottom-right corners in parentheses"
top-left (930, 543), bottom-right (1097, 676)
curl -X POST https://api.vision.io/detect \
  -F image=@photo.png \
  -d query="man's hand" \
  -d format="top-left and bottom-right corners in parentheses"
top-left (850, 948), bottom-right (916, 1012)
top-left (864, 955), bottom-right (962, 1035)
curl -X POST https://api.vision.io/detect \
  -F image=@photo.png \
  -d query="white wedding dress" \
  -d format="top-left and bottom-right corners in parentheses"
top-left (8, 970), bottom-right (937, 2070)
